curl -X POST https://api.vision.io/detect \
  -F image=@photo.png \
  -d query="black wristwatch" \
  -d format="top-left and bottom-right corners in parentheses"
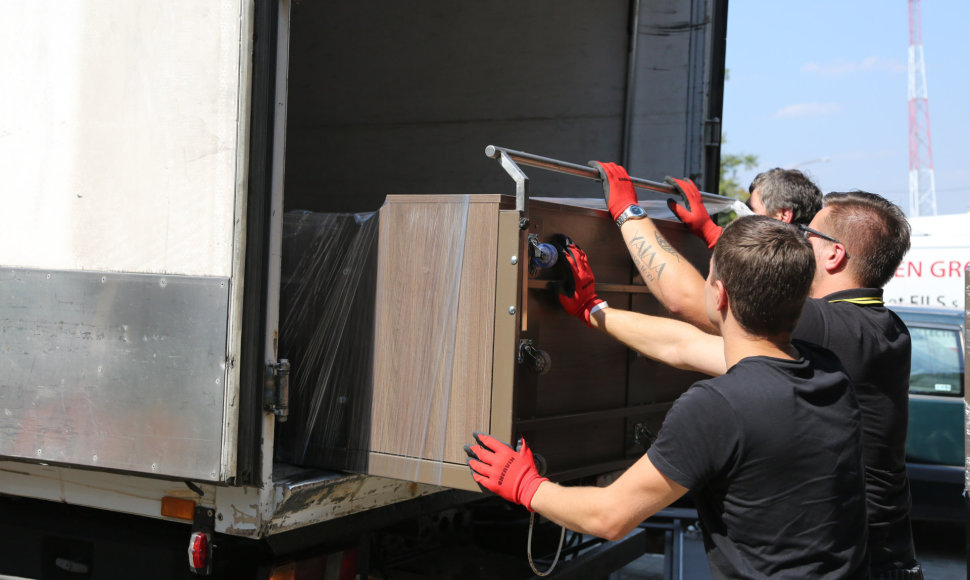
top-left (615, 204), bottom-right (646, 228)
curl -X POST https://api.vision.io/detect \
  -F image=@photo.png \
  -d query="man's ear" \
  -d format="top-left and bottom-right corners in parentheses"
top-left (831, 243), bottom-right (849, 272)
top-left (820, 242), bottom-right (849, 274)
top-left (775, 208), bottom-right (794, 223)
top-left (713, 279), bottom-right (729, 313)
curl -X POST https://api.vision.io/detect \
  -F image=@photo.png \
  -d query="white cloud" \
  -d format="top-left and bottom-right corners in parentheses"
top-left (836, 149), bottom-right (898, 162)
top-left (773, 102), bottom-right (843, 119)
top-left (801, 57), bottom-right (906, 76)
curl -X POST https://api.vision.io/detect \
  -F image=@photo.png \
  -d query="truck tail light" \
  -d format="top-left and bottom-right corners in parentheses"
top-left (338, 548), bottom-right (358, 580)
top-left (188, 531), bottom-right (211, 575)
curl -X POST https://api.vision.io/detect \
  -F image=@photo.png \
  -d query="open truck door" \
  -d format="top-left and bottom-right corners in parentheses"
top-left (0, 1), bottom-right (267, 485)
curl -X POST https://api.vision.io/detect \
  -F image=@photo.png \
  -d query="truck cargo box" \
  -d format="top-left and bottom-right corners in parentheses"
top-left (0, 0), bottom-right (728, 557)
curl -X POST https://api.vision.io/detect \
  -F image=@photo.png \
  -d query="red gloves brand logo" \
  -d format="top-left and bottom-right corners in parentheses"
top-left (498, 456), bottom-right (515, 485)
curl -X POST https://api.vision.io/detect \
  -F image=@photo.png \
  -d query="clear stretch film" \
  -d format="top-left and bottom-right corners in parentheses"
top-left (532, 196), bottom-right (741, 220)
top-left (277, 211), bottom-right (379, 471)
top-left (371, 195), bottom-right (471, 485)
top-left (278, 198), bottom-right (474, 486)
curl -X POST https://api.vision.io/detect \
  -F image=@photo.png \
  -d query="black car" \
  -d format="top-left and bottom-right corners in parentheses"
top-left (890, 305), bottom-right (965, 522)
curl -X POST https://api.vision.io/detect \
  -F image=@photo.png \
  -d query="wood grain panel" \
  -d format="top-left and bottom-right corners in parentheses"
top-left (372, 195), bottom-right (500, 467)
top-left (443, 201), bottom-right (498, 463)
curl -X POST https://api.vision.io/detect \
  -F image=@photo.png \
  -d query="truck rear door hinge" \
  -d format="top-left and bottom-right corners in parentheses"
top-left (704, 117), bottom-right (722, 147)
top-left (264, 359), bottom-right (290, 422)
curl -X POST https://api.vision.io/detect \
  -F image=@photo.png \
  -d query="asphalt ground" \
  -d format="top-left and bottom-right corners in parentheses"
top-left (614, 520), bottom-right (967, 580)
top-left (913, 520), bottom-right (967, 580)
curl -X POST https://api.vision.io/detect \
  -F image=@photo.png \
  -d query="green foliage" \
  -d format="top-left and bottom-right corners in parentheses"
top-left (719, 148), bottom-right (758, 201)
top-left (716, 134), bottom-right (758, 225)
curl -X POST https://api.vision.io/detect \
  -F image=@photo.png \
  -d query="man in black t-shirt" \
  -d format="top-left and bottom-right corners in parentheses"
top-left (466, 217), bottom-right (870, 579)
top-left (583, 162), bottom-right (919, 579)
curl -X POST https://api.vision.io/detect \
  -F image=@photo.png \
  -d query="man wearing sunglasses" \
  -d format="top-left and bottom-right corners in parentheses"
top-left (557, 162), bottom-right (919, 579)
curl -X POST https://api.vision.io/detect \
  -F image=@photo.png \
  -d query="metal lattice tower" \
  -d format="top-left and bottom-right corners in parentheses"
top-left (908, 0), bottom-right (937, 216)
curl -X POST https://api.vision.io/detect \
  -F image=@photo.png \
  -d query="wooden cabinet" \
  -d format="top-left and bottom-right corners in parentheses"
top-left (364, 194), bottom-right (712, 490)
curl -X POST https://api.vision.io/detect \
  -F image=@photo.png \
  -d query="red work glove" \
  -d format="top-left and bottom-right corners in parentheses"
top-left (665, 176), bottom-right (722, 248)
top-left (589, 160), bottom-right (638, 221)
top-left (465, 432), bottom-right (548, 511)
top-left (554, 236), bottom-right (606, 327)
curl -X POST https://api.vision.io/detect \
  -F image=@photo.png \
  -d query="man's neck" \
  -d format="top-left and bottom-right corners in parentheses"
top-left (809, 274), bottom-right (863, 299)
top-left (721, 322), bottom-right (798, 369)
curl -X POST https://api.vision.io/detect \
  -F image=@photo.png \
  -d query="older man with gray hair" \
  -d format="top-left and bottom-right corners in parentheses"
top-left (666, 167), bottom-right (822, 248)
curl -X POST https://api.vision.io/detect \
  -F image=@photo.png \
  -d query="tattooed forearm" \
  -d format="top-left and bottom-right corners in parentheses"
top-left (655, 232), bottom-right (681, 262)
top-left (628, 234), bottom-right (669, 282)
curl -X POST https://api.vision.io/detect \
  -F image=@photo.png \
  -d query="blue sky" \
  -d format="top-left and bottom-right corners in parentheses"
top-left (722, 1), bottom-right (969, 216)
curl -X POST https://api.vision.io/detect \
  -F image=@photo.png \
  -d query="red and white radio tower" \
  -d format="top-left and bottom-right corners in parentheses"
top-left (908, 0), bottom-right (937, 216)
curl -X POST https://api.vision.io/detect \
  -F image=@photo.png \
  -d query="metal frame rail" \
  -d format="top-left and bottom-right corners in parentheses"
top-left (485, 144), bottom-right (727, 214)
top-left (639, 507), bottom-right (711, 580)
top-left (524, 507), bottom-right (709, 580)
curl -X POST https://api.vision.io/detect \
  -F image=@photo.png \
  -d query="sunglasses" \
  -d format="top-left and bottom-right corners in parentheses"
top-left (798, 223), bottom-right (842, 245)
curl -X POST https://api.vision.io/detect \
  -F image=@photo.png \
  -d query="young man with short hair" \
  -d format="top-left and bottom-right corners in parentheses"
top-left (466, 216), bottom-right (870, 579)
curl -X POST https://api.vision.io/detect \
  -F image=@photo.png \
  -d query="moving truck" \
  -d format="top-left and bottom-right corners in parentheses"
top-left (0, 1), bottom-right (729, 577)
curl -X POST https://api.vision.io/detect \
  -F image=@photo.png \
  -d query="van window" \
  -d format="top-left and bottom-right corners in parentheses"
top-left (909, 326), bottom-right (964, 396)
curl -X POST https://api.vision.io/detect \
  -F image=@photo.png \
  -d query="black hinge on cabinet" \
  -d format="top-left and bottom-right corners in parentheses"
top-left (264, 359), bottom-right (290, 422)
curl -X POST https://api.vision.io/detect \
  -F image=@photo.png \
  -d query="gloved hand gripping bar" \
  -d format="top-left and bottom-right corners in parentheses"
top-left (485, 144), bottom-right (725, 213)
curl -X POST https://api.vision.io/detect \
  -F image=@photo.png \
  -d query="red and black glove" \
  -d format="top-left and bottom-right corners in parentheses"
top-left (665, 176), bottom-right (722, 248)
top-left (589, 160), bottom-right (638, 222)
top-left (553, 236), bottom-right (606, 327)
top-left (465, 431), bottom-right (548, 511)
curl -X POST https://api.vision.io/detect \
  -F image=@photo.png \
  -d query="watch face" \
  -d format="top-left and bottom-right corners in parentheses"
top-left (616, 205), bottom-right (646, 227)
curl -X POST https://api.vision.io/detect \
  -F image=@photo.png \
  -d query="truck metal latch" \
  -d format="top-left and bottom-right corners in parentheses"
top-left (264, 359), bottom-right (290, 422)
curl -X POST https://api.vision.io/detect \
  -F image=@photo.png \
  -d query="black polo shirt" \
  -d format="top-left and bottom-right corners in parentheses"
top-left (794, 287), bottom-right (916, 568)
